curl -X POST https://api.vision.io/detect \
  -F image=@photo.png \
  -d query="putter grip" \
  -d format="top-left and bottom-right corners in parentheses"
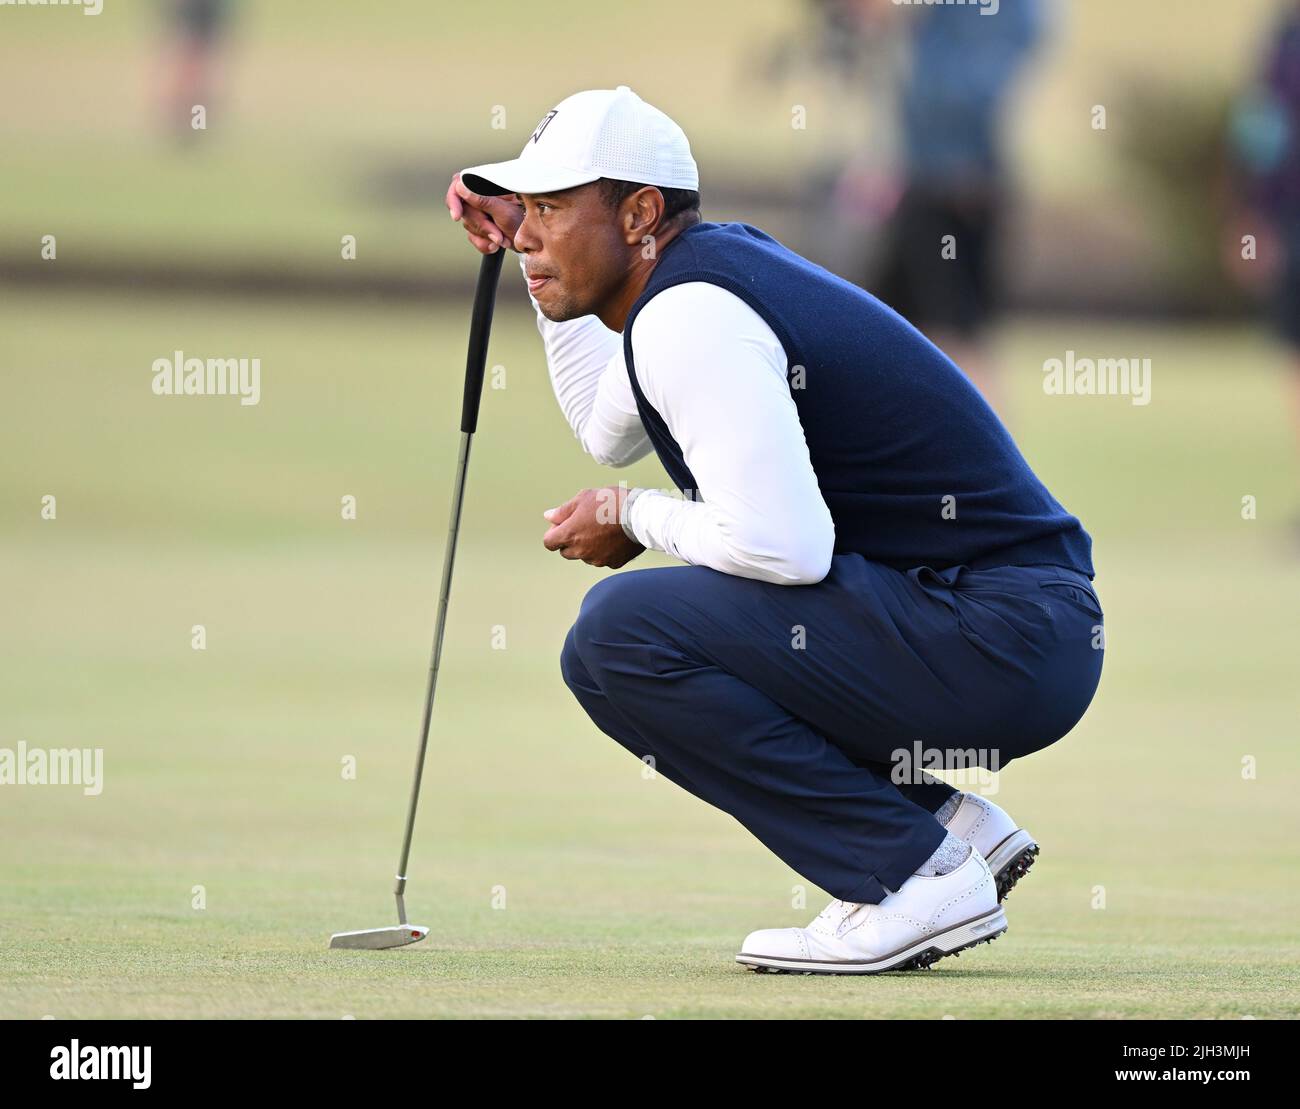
top-left (461, 247), bottom-right (506, 434)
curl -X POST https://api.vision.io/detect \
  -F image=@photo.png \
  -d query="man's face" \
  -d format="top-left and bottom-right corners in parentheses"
top-left (513, 182), bottom-right (628, 323)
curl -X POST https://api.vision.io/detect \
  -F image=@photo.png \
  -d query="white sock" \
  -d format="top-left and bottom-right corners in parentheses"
top-left (915, 831), bottom-right (971, 876)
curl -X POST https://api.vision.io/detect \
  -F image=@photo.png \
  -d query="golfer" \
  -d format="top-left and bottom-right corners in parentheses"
top-left (445, 86), bottom-right (1104, 974)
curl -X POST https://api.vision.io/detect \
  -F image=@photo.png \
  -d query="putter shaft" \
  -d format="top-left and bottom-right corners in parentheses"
top-left (393, 429), bottom-right (474, 920)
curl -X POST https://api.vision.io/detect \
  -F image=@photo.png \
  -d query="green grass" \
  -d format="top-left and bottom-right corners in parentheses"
top-left (1, 290), bottom-right (1297, 1018)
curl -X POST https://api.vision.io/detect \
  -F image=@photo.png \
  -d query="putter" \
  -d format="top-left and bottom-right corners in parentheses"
top-left (330, 247), bottom-right (507, 950)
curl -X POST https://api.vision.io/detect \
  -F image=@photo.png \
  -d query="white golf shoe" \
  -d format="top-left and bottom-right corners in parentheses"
top-left (941, 792), bottom-right (1039, 902)
top-left (735, 844), bottom-right (1006, 975)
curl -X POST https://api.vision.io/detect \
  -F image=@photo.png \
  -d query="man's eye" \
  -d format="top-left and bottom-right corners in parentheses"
top-left (537, 202), bottom-right (552, 214)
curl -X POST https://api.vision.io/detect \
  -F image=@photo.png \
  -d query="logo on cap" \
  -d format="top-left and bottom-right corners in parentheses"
top-left (530, 110), bottom-right (558, 144)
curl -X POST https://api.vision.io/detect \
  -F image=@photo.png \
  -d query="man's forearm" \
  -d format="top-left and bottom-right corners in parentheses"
top-left (622, 486), bottom-right (834, 586)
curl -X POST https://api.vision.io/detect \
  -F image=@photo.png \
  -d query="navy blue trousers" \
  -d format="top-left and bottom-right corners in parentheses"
top-left (560, 555), bottom-right (1104, 903)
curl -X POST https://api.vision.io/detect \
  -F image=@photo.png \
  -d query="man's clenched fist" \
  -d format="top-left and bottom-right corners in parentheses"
top-left (542, 486), bottom-right (645, 569)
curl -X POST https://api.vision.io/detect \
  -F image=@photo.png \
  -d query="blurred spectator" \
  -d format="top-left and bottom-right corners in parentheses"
top-left (160, 0), bottom-right (235, 141)
top-left (761, 0), bottom-right (876, 86)
top-left (867, 0), bottom-right (1049, 413)
top-left (1228, 1), bottom-right (1300, 459)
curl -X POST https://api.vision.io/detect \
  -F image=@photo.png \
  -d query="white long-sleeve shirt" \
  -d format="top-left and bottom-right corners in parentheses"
top-left (522, 252), bottom-right (836, 586)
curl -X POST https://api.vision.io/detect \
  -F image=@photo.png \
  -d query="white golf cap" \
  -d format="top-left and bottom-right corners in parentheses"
top-left (459, 86), bottom-right (698, 197)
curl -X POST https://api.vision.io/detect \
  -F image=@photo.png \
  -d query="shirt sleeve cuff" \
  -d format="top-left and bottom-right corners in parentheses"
top-left (620, 486), bottom-right (650, 543)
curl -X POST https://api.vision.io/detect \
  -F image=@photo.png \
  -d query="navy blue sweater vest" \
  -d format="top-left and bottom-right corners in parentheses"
top-left (621, 221), bottom-right (1095, 577)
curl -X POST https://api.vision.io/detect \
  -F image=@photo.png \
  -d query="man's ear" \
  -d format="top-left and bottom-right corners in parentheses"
top-left (623, 186), bottom-right (665, 244)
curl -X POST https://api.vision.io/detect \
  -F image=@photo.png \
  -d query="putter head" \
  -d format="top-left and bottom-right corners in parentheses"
top-left (329, 924), bottom-right (429, 950)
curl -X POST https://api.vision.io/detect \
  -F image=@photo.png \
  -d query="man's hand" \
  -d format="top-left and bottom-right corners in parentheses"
top-left (542, 487), bottom-right (646, 569)
top-left (445, 173), bottom-right (525, 254)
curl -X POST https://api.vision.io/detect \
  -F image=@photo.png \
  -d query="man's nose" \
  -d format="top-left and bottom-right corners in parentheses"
top-left (513, 206), bottom-right (541, 252)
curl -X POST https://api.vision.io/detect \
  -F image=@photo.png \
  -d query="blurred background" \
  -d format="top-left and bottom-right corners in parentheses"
top-left (1, 0), bottom-right (1297, 1018)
